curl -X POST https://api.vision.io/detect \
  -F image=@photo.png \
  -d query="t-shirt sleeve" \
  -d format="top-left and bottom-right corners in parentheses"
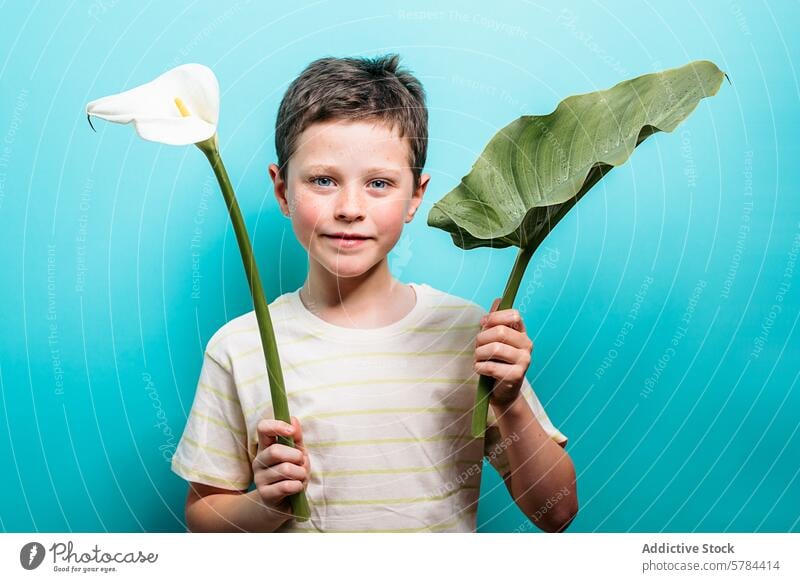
top-left (483, 376), bottom-right (568, 478)
top-left (170, 350), bottom-right (253, 491)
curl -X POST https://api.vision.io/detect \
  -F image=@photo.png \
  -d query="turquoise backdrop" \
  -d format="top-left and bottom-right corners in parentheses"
top-left (0, 0), bottom-right (798, 532)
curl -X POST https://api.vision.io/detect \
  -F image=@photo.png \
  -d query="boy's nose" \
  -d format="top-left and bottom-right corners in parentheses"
top-left (334, 187), bottom-right (366, 221)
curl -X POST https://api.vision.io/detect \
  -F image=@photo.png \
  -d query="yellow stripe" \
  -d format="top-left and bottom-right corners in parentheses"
top-left (281, 332), bottom-right (322, 345)
top-left (301, 406), bottom-right (469, 420)
top-left (223, 331), bottom-right (324, 366)
top-left (208, 326), bottom-right (259, 350)
top-left (291, 516), bottom-right (463, 533)
top-left (305, 433), bottom-right (476, 448)
top-left (291, 376), bottom-right (475, 395)
top-left (240, 373), bottom-right (473, 392)
top-left (238, 373), bottom-right (269, 387)
top-left (219, 333), bottom-right (319, 374)
top-left (204, 351), bottom-right (230, 373)
top-left (244, 401), bottom-right (272, 417)
top-left (241, 376), bottom-right (477, 416)
top-left (198, 381), bottom-right (239, 403)
top-left (311, 484), bottom-right (480, 506)
top-left (311, 459), bottom-right (481, 478)
top-left (208, 355), bottom-right (234, 375)
top-left (229, 348), bottom-right (471, 368)
top-left (229, 345), bottom-right (271, 362)
top-left (183, 436), bottom-right (248, 462)
top-left (172, 459), bottom-right (250, 489)
top-left (218, 320), bottom-right (478, 347)
top-left (193, 411), bottom-right (246, 435)
top-left (206, 311), bottom-right (294, 350)
top-left (280, 349), bottom-right (472, 372)
top-left (403, 323), bottom-right (479, 333)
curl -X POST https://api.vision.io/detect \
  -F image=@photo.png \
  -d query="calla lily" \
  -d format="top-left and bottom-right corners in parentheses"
top-left (428, 60), bottom-right (726, 438)
top-left (86, 64), bottom-right (310, 521)
top-left (86, 63), bottom-right (219, 146)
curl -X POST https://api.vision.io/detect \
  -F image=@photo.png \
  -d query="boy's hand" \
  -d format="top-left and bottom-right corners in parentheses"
top-left (253, 416), bottom-right (311, 515)
top-left (474, 298), bottom-right (534, 408)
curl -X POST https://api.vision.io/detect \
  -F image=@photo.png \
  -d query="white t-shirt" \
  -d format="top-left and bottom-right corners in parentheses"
top-left (171, 282), bottom-right (568, 532)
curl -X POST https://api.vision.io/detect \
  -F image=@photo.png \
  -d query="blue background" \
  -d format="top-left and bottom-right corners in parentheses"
top-left (0, 0), bottom-right (798, 533)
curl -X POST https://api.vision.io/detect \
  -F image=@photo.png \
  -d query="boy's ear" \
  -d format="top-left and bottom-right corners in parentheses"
top-left (406, 173), bottom-right (431, 223)
top-left (268, 163), bottom-right (291, 217)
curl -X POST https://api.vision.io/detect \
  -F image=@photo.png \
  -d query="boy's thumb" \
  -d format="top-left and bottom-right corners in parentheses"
top-left (490, 297), bottom-right (501, 312)
top-left (290, 416), bottom-right (304, 445)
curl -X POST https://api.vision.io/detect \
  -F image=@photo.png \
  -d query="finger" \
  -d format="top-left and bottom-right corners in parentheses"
top-left (481, 308), bottom-right (525, 332)
top-left (476, 325), bottom-right (533, 351)
top-left (290, 416), bottom-right (304, 447)
top-left (253, 444), bottom-right (303, 475)
top-left (257, 418), bottom-right (295, 452)
top-left (473, 360), bottom-right (526, 384)
top-left (262, 461), bottom-right (308, 485)
top-left (261, 442), bottom-right (304, 467)
top-left (516, 313), bottom-right (526, 334)
top-left (475, 341), bottom-right (524, 366)
top-left (490, 297), bottom-right (501, 313)
top-left (257, 480), bottom-right (305, 506)
top-left (289, 416), bottom-right (310, 470)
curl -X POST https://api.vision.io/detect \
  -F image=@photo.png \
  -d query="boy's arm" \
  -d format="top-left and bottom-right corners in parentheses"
top-left (185, 482), bottom-right (292, 533)
top-left (491, 395), bottom-right (578, 533)
top-left (475, 299), bottom-right (577, 532)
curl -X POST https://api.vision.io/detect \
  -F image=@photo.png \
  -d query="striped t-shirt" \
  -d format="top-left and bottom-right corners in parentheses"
top-left (171, 282), bottom-right (568, 532)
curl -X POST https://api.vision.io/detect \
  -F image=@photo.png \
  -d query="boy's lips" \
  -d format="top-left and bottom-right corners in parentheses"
top-left (322, 233), bottom-right (372, 249)
top-left (323, 232), bottom-right (372, 239)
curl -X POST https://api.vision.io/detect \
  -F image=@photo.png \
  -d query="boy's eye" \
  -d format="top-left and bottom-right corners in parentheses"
top-left (310, 176), bottom-right (334, 187)
top-left (310, 176), bottom-right (391, 189)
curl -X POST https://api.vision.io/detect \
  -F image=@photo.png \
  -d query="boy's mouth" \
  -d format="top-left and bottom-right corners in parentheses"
top-left (322, 232), bottom-right (372, 249)
top-left (323, 232), bottom-right (372, 240)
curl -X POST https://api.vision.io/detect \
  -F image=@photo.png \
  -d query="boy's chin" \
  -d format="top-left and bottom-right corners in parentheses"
top-left (319, 256), bottom-right (383, 279)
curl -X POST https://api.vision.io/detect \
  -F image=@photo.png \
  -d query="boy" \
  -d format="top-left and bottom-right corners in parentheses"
top-left (171, 54), bottom-right (578, 533)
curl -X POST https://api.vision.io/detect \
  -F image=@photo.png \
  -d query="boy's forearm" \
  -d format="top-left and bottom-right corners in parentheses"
top-left (491, 394), bottom-right (578, 532)
top-left (186, 489), bottom-right (293, 533)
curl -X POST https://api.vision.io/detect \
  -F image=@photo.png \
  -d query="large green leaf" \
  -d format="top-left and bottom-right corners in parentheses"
top-left (429, 60), bottom-right (727, 439)
top-left (427, 60), bottom-right (726, 251)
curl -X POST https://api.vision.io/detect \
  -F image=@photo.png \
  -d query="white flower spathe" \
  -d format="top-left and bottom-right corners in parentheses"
top-left (86, 63), bottom-right (219, 146)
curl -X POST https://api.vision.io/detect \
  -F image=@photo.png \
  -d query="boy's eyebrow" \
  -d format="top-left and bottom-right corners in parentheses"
top-left (362, 166), bottom-right (403, 174)
top-left (303, 164), bottom-right (404, 176)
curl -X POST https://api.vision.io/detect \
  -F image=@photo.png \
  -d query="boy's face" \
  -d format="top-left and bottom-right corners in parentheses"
top-left (269, 119), bottom-right (430, 279)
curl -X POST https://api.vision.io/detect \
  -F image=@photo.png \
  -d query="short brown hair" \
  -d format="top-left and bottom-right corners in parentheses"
top-left (275, 54), bottom-right (428, 189)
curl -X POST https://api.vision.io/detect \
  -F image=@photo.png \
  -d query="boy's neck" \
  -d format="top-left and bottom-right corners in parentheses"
top-left (299, 258), bottom-right (415, 329)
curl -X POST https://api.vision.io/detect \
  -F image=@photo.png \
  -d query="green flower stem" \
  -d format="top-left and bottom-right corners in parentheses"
top-left (197, 136), bottom-right (310, 522)
top-left (471, 243), bottom-right (534, 438)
